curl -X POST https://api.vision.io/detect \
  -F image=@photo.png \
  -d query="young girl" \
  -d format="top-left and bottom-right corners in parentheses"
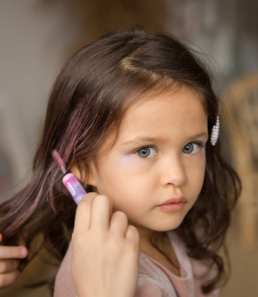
top-left (0, 27), bottom-right (240, 296)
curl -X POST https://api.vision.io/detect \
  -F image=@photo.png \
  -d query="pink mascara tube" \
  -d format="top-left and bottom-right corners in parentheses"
top-left (52, 150), bottom-right (87, 205)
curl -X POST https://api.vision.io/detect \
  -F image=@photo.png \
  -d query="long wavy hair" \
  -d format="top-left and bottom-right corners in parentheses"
top-left (0, 27), bottom-right (240, 294)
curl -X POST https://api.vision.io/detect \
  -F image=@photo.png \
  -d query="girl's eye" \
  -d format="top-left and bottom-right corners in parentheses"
top-left (137, 147), bottom-right (156, 158)
top-left (182, 143), bottom-right (200, 154)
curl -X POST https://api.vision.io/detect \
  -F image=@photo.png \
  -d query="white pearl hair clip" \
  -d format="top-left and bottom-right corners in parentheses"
top-left (210, 116), bottom-right (220, 146)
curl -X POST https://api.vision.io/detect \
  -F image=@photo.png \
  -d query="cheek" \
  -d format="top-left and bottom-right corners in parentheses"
top-left (110, 185), bottom-right (148, 217)
top-left (110, 154), bottom-right (155, 190)
top-left (117, 153), bottom-right (155, 174)
top-left (97, 157), bottom-right (150, 207)
top-left (186, 153), bottom-right (206, 191)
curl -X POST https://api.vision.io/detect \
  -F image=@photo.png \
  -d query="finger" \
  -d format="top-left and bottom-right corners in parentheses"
top-left (74, 193), bottom-right (97, 233)
top-left (91, 195), bottom-right (110, 231)
top-left (108, 201), bottom-right (113, 222)
top-left (0, 260), bottom-right (16, 273)
top-left (109, 211), bottom-right (128, 237)
top-left (126, 225), bottom-right (140, 245)
top-left (0, 246), bottom-right (27, 259)
top-left (0, 270), bottom-right (20, 288)
top-left (0, 234), bottom-right (2, 242)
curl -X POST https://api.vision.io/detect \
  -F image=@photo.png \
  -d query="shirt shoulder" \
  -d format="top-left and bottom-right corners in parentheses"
top-left (137, 252), bottom-right (178, 297)
top-left (54, 243), bottom-right (76, 297)
top-left (168, 231), bottom-right (220, 297)
top-left (135, 272), bottom-right (178, 297)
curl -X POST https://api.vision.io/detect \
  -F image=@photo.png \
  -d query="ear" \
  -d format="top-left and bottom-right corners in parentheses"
top-left (86, 160), bottom-right (98, 187)
top-left (71, 160), bottom-right (98, 187)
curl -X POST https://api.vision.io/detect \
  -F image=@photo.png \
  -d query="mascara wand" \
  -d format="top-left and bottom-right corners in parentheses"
top-left (52, 150), bottom-right (87, 204)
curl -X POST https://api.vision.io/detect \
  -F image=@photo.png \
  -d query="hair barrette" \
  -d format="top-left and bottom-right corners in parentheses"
top-left (210, 116), bottom-right (220, 146)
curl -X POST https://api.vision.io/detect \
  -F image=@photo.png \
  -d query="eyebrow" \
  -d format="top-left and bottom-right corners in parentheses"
top-left (122, 132), bottom-right (209, 146)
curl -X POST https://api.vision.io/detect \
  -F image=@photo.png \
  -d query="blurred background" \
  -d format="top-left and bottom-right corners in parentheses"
top-left (0, 0), bottom-right (257, 296)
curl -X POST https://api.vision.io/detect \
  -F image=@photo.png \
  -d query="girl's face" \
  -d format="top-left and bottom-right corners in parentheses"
top-left (87, 86), bottom-right (208, 240)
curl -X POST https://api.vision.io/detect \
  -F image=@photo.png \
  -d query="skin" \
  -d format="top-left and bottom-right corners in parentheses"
top-left (71, 193), bottom-right (139, 297)
top-left (87, 86), bottom-right (208, 246)
top-left (0, 233), bottom-right (28, 288)
top-left (71, 86), bottom-right (208, 297)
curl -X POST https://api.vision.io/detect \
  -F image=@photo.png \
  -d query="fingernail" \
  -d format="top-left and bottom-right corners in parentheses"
top-left (20, 248), bottom-right (27, 257)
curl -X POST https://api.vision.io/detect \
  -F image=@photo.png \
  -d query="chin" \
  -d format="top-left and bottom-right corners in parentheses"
top-left (150, 219), bottom-right (183, 232)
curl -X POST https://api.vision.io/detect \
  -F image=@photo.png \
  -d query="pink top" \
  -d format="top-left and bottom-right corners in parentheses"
top-left (54, 231), bottom-right (220, 297)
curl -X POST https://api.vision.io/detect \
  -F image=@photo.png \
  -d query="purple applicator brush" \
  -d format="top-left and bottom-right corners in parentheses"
top-left (52, 150), bottom-right (87, 205)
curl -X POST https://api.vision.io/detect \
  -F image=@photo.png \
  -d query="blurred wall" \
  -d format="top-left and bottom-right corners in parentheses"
top-left (0, 0), bottom-right (68, 197)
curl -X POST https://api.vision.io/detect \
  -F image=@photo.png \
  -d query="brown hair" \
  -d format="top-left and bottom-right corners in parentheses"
top-left (0, 27), bottom-right (240, 293)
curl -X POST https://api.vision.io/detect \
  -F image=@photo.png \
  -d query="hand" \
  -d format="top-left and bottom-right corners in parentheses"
top-left (71, 193), bottom-right (140, 297)
top-left (0, 233), bottom-right (28, 287)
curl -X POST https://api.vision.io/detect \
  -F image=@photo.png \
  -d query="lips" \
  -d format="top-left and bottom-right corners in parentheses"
top-left (157, 197), bottom-right (187, 206)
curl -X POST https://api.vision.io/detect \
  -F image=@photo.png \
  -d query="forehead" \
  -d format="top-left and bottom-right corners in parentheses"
top-left (116, 87), bottom-right (207, 142)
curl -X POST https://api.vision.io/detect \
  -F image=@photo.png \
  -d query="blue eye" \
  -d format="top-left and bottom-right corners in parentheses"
top-left (182, 143), bottom-right (200, 154)
top-left (137, 147), bottom-right (156, 158)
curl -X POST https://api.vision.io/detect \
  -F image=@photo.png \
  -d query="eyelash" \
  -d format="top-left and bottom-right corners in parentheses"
top-left (188, 141), bottom-right (206, 149)
top-left (135, 141), bottom-right (206, 158)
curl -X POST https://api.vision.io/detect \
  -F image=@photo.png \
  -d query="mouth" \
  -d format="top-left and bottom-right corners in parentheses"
top-left (156, 197), bottom-right (187, 212)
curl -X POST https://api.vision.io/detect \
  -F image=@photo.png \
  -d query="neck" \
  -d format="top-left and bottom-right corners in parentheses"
top-left (133, 225), bottom-right (166, 252)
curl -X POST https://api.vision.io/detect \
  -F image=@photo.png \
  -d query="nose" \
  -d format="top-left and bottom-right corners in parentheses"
top-left (160, 156), bottom-right (188, 188)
